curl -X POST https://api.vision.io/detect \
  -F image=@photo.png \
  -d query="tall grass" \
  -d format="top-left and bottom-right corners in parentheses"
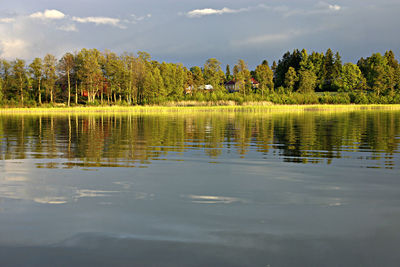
top-left (1, 104), bottom-right (400, 115)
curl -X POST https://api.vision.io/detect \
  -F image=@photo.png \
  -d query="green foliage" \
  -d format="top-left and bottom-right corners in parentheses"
top-left (358, 53), bottom-right (392, 96)
top-left (284, 67), bottom-right (298, 91)
top-left (274, 49), bottom-right (302, 88)
top-left (204, 58), bottom-right (224, 90)
top-left (232, 93), bottom-right (244, 105)
top-left (29, 58), bottom-right (44, 104)
top-left (384, 50), bottom-right (400, 93)
top-left (225, 64), bottom-right (232, 81)
top-left (335, 63), bottom-right (366, 92)
top-left (12, 59), bottom-right (28, 104)
top-left (309, 52), bottom-right (324, 90)
top-left (255, 61), bottom-right (274, 96)
top-left (234, 59), bottom-right (252, 96)
top-left (0, 77), bottom-right (3, 103)
top-left (298, 70), bottom-right (317, 93)
top-left (321, 48), bottom-right (334, 91)
top-left (319, 92), bottom-right (351, 104)
top-left (43, 54), bottom-right (57, 103)
top-left (350, 91), bottom-right (370, 104)
top-left (0, 48), bottom-right (399, 106)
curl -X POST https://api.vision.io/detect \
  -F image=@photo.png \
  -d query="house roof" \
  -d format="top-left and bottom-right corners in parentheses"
top-left (198, 84), bottom-right (214, 90)
top-left (225, 80), bottom-right (236, 85)
top-left (251, 78), bottom-right (259, 84)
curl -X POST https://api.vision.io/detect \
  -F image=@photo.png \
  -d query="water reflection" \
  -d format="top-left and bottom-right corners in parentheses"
top-left (0, 111), bottom-right (399, 169)
top-left (183, 194), bottom-right (247, 204)
top-left (1, 111), bottom-right (400, 266)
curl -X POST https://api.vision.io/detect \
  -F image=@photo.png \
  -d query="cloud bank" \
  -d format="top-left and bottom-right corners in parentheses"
top-left (0, 8), bottom-right (151, 59)
top-left (186, 2), bottom-right (342, 19)
top-left (329, 4), bottom-right (341, 11)
top-left (72, 16), bottom-right (122, 27)
top-left (186, 7), bottom-right (247, 18)
top-left (29, 9), bottom-right (65, 20)
top-left (0, 39), bottom-right (30, 59)
top-left (57, 24), bottom-right (78, 32)
top-left (0, 0), bottom-right (398, 70)
top-left (0, 18), bottom-right (15, 23)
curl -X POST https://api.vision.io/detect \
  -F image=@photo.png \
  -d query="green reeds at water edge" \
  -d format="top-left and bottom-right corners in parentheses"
top-left (1, 103), bottom-right (400, 115)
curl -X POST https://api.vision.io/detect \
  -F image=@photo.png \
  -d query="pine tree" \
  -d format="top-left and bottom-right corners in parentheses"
top-left (322, 48), bottom-right (334, 90)
top-left (284, 67), bottom-right (298, 92)
top-left (332, 52), bottom-right (343, 91)
top-left (225, 64), bottom-right (232, 81)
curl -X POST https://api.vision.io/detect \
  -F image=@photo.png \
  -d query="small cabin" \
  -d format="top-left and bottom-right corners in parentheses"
top-left (225, 80), bottom-right (238, 93)
top-left (250, 78), bottom-right (259, 89)
top-left (185, 85), bottom-right (194, 94)
top-left (225, 78), bottom-right (259, 93)
top-left (198, 84), bottom-right (214, 92)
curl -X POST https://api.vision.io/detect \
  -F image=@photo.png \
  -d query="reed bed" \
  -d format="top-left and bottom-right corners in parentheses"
top-left (1, 104), bottom-right (400, 115)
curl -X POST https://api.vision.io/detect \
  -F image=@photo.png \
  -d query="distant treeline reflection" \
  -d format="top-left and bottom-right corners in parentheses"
top-left (0, 111), bottom-right (399, 168)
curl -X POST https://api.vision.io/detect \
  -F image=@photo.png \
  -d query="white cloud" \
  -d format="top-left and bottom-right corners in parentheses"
top-left (282, 2), bottom-right (343, 17)
top-left (0, 18), bottom-right (15, 23)
top-left (0, 13), bottom-right (79, 60)
top-left (72, 16), bottom-right (123, 28)
top-left (329, 4), bottom-right (341, 11)
top-left (186, 7), bottom-right (248, 18)
top-left (29, 9), bottom-right (65, 20)
top-left (316, 2), bottom-right (342, 13)
top-left (127, 14), bottom-right (152, 24)
top-left (57, 24), bottom-right (78, 32)
top-left (0, 39), bottom-right (30, 59)
top-left (184, 3), bottom-right (342, 19)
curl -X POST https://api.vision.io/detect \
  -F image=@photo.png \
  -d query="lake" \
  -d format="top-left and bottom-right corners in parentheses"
top-left (0, 110), bottom-right (399, 266)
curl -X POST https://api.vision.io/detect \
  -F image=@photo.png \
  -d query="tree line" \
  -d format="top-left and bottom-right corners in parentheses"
top-left (0, 48), bottom-right (399, 106)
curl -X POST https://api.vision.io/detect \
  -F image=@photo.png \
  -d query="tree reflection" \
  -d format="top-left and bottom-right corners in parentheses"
top-left (0, 111), bottom-right (399, 169)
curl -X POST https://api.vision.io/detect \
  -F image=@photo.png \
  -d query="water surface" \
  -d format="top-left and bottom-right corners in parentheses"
top-left (0, 111), bottom-right (399, 266)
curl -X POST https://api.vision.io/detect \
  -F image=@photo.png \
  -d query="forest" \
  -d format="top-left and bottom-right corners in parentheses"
top-left (0, 48), bottom-right (399, 106)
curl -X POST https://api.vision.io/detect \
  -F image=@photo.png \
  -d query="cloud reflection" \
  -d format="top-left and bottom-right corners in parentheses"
top-left (34, 197), bottom-right (68, 205)
top-left (183, 194), bottom-right (246, 204)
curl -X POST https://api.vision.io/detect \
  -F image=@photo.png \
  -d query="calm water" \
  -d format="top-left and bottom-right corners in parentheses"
top-left (0, 111), bottom-right (400, 266)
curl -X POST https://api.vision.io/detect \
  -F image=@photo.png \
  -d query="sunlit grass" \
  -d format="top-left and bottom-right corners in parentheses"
top-left (0, 104), bottom-right (400, 115)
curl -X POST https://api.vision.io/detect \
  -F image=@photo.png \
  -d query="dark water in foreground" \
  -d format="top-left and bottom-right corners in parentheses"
top-left (0, 111), bottom-right (400, 266)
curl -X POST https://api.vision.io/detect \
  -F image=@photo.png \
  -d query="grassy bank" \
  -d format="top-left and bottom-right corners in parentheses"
top-left (1, 103), bottom-right (400, 115)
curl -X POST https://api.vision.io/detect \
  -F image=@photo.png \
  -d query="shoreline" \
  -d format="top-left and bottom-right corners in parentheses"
top-left (1, 104), bottom-right (400, 115)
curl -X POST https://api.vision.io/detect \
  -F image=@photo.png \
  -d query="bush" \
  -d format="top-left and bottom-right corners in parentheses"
top-left (350, 91), bottom-right (369, 104)
top-left (25, 99), bottom-right (37, 107)
top-left (319, 92), bottom-right (334, 104)
top-left (392, 93), bottom-right (400, 104)
top-left (333, 93), bottom-right (351, 104)
top-left (230, 93), bottom-right (244, 105)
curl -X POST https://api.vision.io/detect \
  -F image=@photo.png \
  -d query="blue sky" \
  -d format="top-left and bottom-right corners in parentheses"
top-left (0, 0), bottom-right (399, 68)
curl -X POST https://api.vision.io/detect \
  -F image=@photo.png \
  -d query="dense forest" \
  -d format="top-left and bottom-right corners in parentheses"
top-left (0, 48), bottom-right (399, 106)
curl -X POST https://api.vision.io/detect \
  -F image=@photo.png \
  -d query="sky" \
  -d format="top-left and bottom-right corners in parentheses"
top-left (0, 0), bottom-right (399, 69)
